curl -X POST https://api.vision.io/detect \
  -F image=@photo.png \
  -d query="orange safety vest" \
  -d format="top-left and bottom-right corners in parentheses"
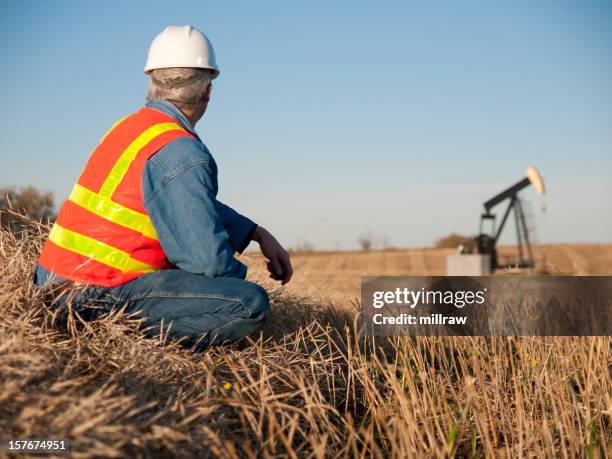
top-left (38, 107), bottom-right (194, 287)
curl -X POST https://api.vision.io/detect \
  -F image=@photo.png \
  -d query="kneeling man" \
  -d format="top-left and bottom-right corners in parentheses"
top-left (35, 25), bottom-right (292, 347)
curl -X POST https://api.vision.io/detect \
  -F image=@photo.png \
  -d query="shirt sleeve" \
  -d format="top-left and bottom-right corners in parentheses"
top-left (142, 160), bottom-right (247, 279)
top-left (214, 200), bottom-right (256, 253)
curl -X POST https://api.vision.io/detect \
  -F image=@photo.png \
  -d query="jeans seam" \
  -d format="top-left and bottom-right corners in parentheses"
top-left (118, 292), bottom-right (250, 314)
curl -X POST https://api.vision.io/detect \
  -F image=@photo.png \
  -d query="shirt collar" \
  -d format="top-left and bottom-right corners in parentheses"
top-left (145, 99), bottom-right (200, 138)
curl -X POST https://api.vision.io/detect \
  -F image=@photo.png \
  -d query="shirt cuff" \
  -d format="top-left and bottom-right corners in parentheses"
top-left (236, 223), bottom-right (257, 254)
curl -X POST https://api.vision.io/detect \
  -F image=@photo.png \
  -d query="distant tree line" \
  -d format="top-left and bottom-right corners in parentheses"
top-left (0, 185), bottom-right (55, 233)
top-left (434, 233), bottom-right (471, 249)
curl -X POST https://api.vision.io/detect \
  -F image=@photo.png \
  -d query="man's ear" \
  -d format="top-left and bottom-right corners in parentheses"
top-left (204, 83), bottom-right (212, 102)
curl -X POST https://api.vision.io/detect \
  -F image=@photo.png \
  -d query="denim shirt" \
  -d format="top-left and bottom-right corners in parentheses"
top-left (35, 100), bottom-right (255, 285)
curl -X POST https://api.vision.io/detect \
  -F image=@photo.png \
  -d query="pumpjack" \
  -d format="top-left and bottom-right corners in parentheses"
top-left (463, 166), bottom-right (545, 271)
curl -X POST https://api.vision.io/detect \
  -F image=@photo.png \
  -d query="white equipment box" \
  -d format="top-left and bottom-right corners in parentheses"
top-left (446, 254), bottom-right (491, 276)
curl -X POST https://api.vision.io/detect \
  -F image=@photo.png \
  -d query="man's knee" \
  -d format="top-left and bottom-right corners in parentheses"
top-left (243, 282), bottom-right (271, 321)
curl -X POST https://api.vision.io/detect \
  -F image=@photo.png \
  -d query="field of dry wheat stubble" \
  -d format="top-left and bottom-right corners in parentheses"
top-left (0, 220), bottom-right (610, 458)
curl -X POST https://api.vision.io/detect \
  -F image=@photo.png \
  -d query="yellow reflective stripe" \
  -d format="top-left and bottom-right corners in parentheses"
top-left (98, 122), bottom-right (186, 198)
top-left (49, 224), bottom-right (156, 274)
top-left (69, 184), bottom-right (159, 240)
top-left (77, 115), bottom-right (130, 183)
top-left (142, 219), bottom-right (158, 241)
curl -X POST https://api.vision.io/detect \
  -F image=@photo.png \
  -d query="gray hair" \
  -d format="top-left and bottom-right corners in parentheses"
top-left (146, 67), bottom-right (215, 109)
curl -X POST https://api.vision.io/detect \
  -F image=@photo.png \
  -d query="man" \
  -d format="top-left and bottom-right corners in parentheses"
top-left (34, 25), bottom-right (292, 348)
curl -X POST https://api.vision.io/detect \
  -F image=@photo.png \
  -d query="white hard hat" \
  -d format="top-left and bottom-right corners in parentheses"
top-left (144, 25), bottom-right (219, 77)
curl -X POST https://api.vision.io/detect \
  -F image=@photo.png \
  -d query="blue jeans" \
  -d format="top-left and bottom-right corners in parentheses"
top-left (55, 269), bottom-right (271, 348)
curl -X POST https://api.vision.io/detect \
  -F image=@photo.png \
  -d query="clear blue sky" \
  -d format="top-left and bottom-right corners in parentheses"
top-left (1, 0), bottom-right (611, 249)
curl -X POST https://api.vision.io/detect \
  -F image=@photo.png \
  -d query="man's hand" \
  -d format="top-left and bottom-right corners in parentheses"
top-left (252, 226), bottom-right (293, 285)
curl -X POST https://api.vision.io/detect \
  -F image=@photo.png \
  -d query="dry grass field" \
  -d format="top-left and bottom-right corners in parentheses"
top-left (243, 244), bottom-right (612, 306)
top-left (1, 221), bottom-right (610, 458)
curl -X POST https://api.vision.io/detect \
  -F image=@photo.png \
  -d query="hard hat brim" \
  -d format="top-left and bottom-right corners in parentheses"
top-left (144, 64), bottom-right (220, 79)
